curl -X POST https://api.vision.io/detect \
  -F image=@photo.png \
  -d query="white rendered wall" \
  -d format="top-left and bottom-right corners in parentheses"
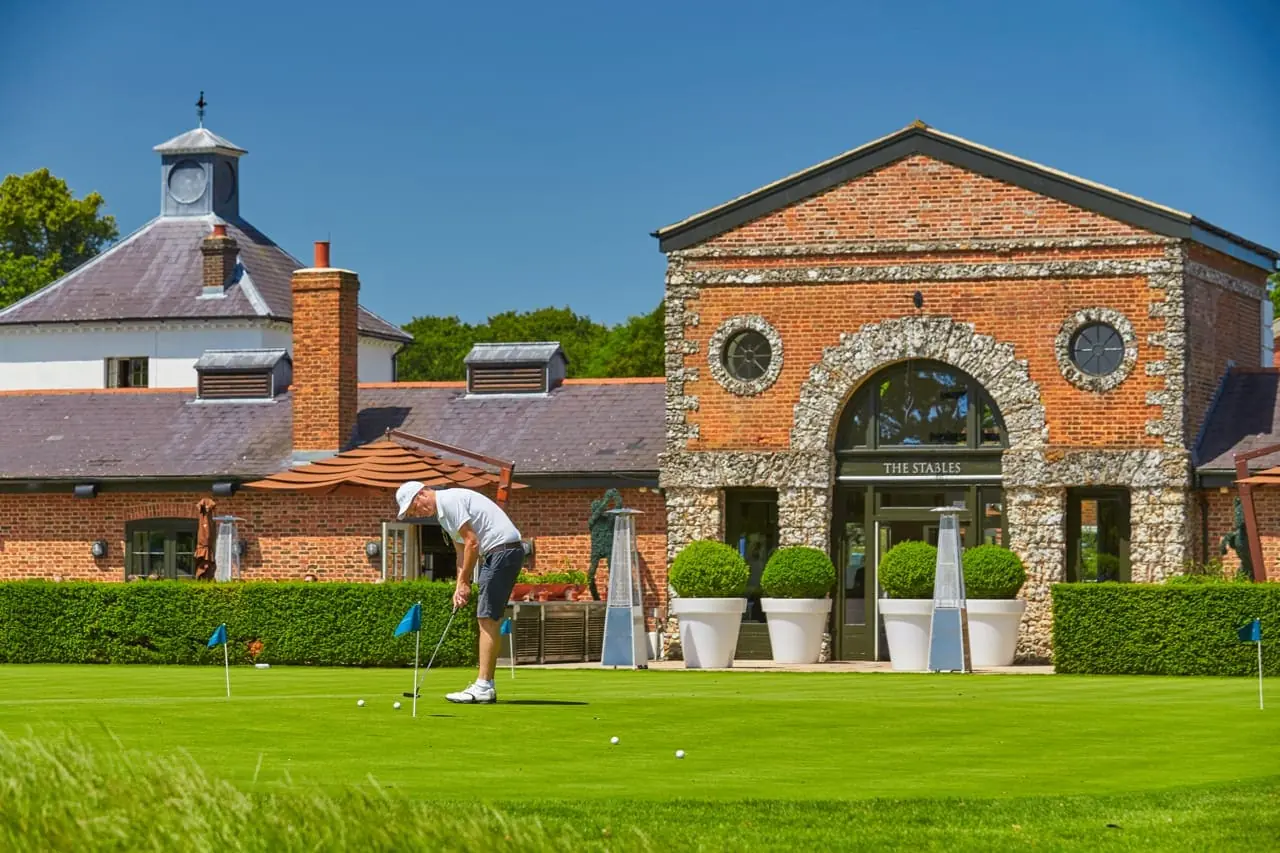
top-left (0, 322), bottom-right (401, 389)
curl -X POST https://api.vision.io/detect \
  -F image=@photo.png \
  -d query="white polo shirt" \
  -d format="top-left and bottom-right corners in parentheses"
top-left (434, 488), bottom-right (522, 555)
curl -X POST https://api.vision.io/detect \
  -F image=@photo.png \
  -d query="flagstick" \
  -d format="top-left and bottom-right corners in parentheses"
top-left (1259, 640), bottom-right (1265, 711)
top-left (412, 626), bottom-right (421, 719)
top-left (223, 640), bottom-right (230, 699)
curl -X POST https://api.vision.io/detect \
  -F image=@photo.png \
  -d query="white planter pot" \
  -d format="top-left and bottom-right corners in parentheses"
top-left (879, 598), bottom-right (933, 671)
top-left (761, 598), bottom-right (831, 664)
top-left (965, 599), bottom-right (1027, 667)
top-left (670, 598), bottom-right (746, 669)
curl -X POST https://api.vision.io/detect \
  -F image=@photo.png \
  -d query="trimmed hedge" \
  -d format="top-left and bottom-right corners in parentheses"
top-left (878, 541), bottom-right (937, 599)
top-left (1052, 583), bottom-right (1280, 676)
top-left (760, 546), bottom-right (836, 599)
top-left (669, 541), bottom-right (750, 598)
top-left (961, 545), bottom-right (1026, 599)
top-left (0, 581), bottom-right (477, 667)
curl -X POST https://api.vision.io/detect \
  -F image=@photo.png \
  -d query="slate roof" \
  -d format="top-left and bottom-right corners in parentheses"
top-left (0, 380), bottom-right (664, 482)
top-left (356, 381), bottom-right (664, 474)
top-left (0, 216), bottom-right (410, 342)
top-left (653, 121), bottom-right (1280, 269)
top-left (1194, 368), bottom-right (1280, 472)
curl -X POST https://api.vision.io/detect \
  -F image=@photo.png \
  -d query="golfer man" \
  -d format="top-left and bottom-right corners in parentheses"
top-left (396, 481), bottom-right (524, 704)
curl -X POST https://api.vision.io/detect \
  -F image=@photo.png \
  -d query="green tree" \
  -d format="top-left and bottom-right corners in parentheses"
top-left (0, 168), bottom-right (118, 308)
top-left (395, 315), bottom-right (476, 381)
top-left (1269, 271), bottom-right (1279, 321)
top-left (399, 304), bottom-right (668, 381)
top-left (483, 306), bottom-right (609, 376)
top-left (586, 303), bottom-right (665, 377)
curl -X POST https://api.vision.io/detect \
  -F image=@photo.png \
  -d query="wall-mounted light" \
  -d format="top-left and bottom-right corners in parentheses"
top-left (365, 541), bottom-right (381, 559)
top-left (74, 484), bottom-right (98, 499)
top-left (212, 481), bottom-right (239, 497)
top-left (90, 540), bottom-right (108, 558)
top-left (912, 290), bottom-right (924, 310)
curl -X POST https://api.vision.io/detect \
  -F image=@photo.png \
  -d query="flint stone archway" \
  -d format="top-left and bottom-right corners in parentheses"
top-left (789, 315), bottom-right (1061, 661)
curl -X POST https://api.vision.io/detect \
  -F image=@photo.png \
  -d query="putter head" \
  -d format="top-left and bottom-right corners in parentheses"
top-left (402, 689), bottom-right (420, 698)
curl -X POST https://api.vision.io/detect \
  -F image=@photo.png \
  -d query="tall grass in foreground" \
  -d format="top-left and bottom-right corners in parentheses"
top-left (0, 733), bottom-right (647, 852)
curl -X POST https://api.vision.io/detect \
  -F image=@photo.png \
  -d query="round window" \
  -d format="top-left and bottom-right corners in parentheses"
top-left (1070, 323), bottom-right (1124, 376)
top-left (167, 160), bottom-right (207, 204)
top-left (723, 330), bottom-right (773, 382)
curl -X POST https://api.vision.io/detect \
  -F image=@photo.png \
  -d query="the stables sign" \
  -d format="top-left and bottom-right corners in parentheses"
top-left (837, 455), bottom-right (1002, 481)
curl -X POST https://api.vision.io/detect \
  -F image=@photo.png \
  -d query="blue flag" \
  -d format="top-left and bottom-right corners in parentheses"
top-left (207, 623), bottom-right (228, 648)
top-left (1238, 619), bottom-right (1262, 643)
top-left (395, 603), bottom-right (422, 637)
top-left (500, 617), bottom-right (513, 636)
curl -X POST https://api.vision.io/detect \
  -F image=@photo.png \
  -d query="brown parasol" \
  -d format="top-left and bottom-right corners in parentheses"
top-left (194, 498), bottom-right (217, 580)
top-left (242, 437), bottom-right (523, 504)
top-left (1238, 465), bottom-right (1280, 486)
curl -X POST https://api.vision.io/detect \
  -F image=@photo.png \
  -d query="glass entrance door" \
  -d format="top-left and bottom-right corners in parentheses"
top-left (834, 489), bottom-right (873, 659)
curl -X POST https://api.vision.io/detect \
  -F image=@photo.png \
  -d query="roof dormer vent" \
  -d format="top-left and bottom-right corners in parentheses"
top-left (464, 342), bottom-right (567, 395)
top-left (194, 349), bottom-right (291, 401)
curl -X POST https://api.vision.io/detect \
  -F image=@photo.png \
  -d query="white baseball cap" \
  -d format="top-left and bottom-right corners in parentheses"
top-left (395, 481), bottom-right (426, 519)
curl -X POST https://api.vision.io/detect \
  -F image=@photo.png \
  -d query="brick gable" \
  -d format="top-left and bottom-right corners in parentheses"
top-left (703, 155), bottom-right (1147, 247)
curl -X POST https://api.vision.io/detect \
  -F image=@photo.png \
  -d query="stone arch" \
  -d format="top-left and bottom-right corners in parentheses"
top-left (790, 315), bottom-right (1048, 455)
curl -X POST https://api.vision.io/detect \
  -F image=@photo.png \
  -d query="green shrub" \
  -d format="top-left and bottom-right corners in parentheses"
top-left (1051, 583), bottom-right (1280, 676)
top-left (961, 545), bottom-right (1026, 599)
top-left (878, 541), bottom-right (937, 599)
top-left (0, 580), bottom-right (477, 667)
top-left (760, 547), bottom-right (836, 599)
top-left (669, 541), bottom-right (750, 598)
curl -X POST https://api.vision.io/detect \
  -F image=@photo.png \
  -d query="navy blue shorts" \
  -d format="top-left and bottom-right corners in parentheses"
top-left (475, 545), bottom-right (524, 620)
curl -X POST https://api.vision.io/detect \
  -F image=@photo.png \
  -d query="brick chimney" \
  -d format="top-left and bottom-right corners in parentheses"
top-left (290, 240), bottom-right (359, 461)
top-left (200, 223), bottom-right (238, 295)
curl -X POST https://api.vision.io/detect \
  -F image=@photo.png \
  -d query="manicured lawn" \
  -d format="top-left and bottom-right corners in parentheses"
top-left (0, 665), bottom-right (1276, 850)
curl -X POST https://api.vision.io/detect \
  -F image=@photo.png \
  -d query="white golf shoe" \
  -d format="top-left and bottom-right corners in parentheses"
top-left (445, 681), bottom-right (496, 704)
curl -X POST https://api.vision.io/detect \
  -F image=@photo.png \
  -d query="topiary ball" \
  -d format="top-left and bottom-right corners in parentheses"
top-left (760, 546), bottom-right (836, 599)
top-left (669, 540), bottom-right (750, 598)
top-left (878, 541), bottom-right (937, 599)
top-left (961, 545), bottom-right (1027, 599)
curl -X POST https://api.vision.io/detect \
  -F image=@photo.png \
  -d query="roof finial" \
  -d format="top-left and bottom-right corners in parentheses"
top-left (196, 91), bottom-right (207, 128)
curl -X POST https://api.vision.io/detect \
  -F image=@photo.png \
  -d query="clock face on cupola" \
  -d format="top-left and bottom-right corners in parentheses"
top-left (153, 92), bottom-right (246, 219)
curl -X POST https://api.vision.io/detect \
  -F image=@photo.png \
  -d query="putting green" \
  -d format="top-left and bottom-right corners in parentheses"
top-left (0, 665), bottom-right (1274, 801)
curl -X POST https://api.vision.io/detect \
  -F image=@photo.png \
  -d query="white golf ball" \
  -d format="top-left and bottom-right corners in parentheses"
top-left (610, 736), bottom-right (619, 745)
top-left (675, 750), bottom-right (685, 759)
top-left (357, 699), bottom-right (365, 707)
top-left (393, 701), bottom-right (402, 710)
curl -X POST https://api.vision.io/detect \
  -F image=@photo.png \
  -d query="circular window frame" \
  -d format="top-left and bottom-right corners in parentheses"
top-left (1055, 308), bottom-right (1137, 392)
top-left (708, 315), bottom-right (783, 396)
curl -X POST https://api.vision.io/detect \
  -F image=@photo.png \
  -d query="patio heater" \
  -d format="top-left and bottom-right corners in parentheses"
top-left (213, 515), bottom-right (245, 582)
top-left (600, 508), bottom-right (648, 669)
top-left (927, 506), bottom-right (971, 672)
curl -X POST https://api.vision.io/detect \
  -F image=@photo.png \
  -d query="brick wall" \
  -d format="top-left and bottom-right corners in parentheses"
top-left (1203, 488), bottom-right (1280, 581)
top-left (1185, 246), bottom-right (1267, 443)
top-left (291, 268), bottom-right (359, 453)
top-left (683, 275), bottom-right (1165, 450)
top-left (677, 155), bottom-right (1176, 452)
top-left (703, 155), bottom-right (1147, 246)
top-left (0, 488), bottom-right (669, 608)
top-left (509, 487), bottom-right (668, 624)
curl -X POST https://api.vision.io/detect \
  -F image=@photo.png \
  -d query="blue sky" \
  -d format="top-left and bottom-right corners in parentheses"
top-left (2, 1), bottom-right (1276, 327)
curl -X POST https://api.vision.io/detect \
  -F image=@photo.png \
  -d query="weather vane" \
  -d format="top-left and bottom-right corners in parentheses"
top-left (196, 91), bottom-right (207, 128)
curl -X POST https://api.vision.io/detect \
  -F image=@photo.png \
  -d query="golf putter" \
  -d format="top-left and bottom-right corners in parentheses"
top-left (403, 604), bottom-right (460, 698)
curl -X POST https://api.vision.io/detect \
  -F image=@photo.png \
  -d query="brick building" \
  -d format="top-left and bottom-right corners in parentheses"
top-left (2, 119), bottom-right (1277, 665)
top-left (654, 122), bottom-right (1278, 661)
top-left (0, 122), bottom-right (667, 622)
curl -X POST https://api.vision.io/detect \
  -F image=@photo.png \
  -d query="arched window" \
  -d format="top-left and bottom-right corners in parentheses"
top-left (835, 360), bottom-right (1006, 451)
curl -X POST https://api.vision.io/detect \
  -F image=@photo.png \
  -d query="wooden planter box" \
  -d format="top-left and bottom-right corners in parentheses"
top-left (498, 601), bottom-right (606, 666)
